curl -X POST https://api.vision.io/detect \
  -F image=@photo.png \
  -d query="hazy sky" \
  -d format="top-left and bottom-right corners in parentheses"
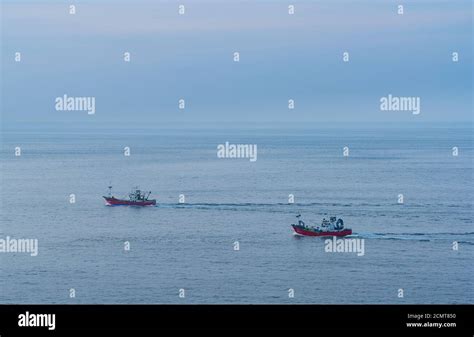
top-left (1, 0), bottom-right (472, 126)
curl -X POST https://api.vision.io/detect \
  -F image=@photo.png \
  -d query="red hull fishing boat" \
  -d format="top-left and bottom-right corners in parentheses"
top-left (103, 185), bottom-right (156, 206)
top-left (291, 215), bottom-right (352, 237)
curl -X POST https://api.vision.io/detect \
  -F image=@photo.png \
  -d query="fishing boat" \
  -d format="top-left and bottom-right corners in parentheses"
top-left (291, 215), bottom-right (352, 237)
top-left (103, 185), bottom-right (156, 206)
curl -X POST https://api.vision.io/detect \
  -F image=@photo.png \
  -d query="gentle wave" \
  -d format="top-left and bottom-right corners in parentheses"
top-left (352, 232), bottom-right (474, 243)
top-left (376, 232), bottom-right (474, 236)
top-left (156, 202), bottom-right (472, 209)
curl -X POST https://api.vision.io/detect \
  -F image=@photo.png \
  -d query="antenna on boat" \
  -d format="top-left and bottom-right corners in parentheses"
top-left (108, 182), bottom-right (112, 197)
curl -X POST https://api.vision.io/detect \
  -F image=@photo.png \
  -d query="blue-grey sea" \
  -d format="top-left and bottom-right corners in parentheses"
top-left (0, 123), bottom-right (473, 304)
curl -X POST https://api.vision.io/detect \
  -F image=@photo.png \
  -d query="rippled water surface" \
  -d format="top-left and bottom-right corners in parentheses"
top-left (1, 125), bottom-right (472, 303)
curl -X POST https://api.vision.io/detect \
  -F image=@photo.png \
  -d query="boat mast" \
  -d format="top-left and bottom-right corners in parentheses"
top-left (108, 183), bottom-right (113, 197)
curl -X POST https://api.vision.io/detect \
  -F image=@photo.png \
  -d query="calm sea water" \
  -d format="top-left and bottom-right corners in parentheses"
top-left (0, 124), bottom-right (473, 304)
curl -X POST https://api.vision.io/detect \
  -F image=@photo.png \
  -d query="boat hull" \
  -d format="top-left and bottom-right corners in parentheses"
top-left (103, 196), bottom-right (156, 206)
top-left (292, 225), bottom-right (352, 237)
